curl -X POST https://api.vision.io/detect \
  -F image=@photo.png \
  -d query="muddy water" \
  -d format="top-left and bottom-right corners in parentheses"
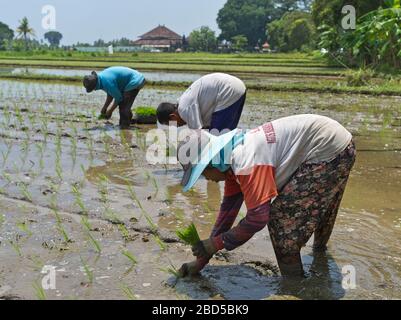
top-left (0, 79), bottom-right (400, 300)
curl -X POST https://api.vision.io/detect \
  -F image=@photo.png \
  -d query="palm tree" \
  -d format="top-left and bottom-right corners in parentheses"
top-left (16, 17), bottom-right (35, 50)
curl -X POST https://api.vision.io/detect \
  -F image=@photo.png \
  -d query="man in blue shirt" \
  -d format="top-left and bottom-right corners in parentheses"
top-left (83, 67), bottom-right (146, 128)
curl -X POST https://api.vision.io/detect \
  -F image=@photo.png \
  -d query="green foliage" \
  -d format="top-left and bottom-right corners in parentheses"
top-left (176, 223), bottom-right (201, 246)
top-left (311, 0), bottom-right (385, 29)
top-left (347, 1), bottom-right (401, 69)
top-left (316, 0), bottom-right (401, 69)
top-left (217, 0), bottom-right (311, 47)
top-left (44, 31), bottom-right (63, 47)
top-left (0, 22), bottom-right (14, 50)
top-left (267, 11), bottom-right (316, 52)
top-left (189, 26), bottom-right (217, 52)
top-left (231, 35), bottom-right (248, 51)
top-left (217, 0), bottom-right (276, 46)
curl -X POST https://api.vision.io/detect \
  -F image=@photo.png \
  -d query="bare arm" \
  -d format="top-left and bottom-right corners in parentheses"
top-left (101, 94), bottom-right (113, 115)
top-left (105, 100), bottom-right (119, 118)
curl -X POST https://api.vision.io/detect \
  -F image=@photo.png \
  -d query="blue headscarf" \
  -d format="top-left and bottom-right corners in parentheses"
top-left (210, 132), bottom-right (245, 172)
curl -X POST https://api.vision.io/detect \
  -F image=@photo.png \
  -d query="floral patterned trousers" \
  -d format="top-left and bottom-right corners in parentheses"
top-left (268, 141), bottom-right (356, 259)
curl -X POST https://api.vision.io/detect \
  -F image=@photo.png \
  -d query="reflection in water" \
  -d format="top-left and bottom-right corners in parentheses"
top-left (158, 180), bottom-right (222, 238)
top-left (86, 160), bottom-right (145, 187)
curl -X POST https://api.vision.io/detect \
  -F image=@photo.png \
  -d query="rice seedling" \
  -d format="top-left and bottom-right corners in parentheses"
top-left (125, 179), bottom-right (143, 210)
top-left (53, 207), bottom-right (71, 244)
top-left (1, 142), bottom-right (12, 166)
top-left (125, 180), bottom-right (158, 232)
top-left (153, 234), bottom-right (167, 251)
top-left (144, 170), bottom-right (159, 198)
top-left (26, 255), bottom-right (44, 272)
top-left (176, 223), bottom-right (201, 246)
top-left (80, 256), bottom-right (94, 284)
top-left (71, 123), bottom-right (78, 138)
top-left (121, 249), bottom-right (137, 265)
top-left (55, 158), bottom-right (63, 181)
top-left (71, 184), bottom-right (87, 214)
top-left (3, 107), bottom-right (11, 125)
top-left (159, 261), bottom-right (181, 278)
top-left (8, 240), bottom-right (22, 257)
top-left (120, 131), bottom-right (133, 157)
top-left (35, 142), bottom-right (46, 171)
top-left (69, 135), bottom-right (77, 166)
top-left (14, 107), bottom-right (24, 127)
top-left (19, 142), bottom-right (30, 167)
top-left (119, 283), bottom-right (137, 300)
top-left (97, 174), bottom-right (110, 203)
top-left (81, 216), bottom-right (102, 254)
top-left (143, 211), bottom-right (158, 233)
top-left (16, 220), bottom-right (32, 237)
top-left (103, 206), bottom-right (123, 225)
top-left (118, 223), bottom-right (131, 241)
top-left (27, 113), bottom-right (36, 127)
top-left (32, 280), bottom-right (47, 300)
top-left (80, 164), bottom-right (87, 179)
top-left (18, 181), bottom-right (33, 202)
top-left (0, 214), bottom-right (5, 228)
top-left (55, 136), bottom-right (62, 158)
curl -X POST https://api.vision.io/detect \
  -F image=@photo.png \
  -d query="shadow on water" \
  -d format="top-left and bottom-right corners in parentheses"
top-left (172, 252), bottom-right (345, 300)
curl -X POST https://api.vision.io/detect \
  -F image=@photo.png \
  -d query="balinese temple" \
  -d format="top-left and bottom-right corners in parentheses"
top-left (133, 25), bottom-right (182, 51)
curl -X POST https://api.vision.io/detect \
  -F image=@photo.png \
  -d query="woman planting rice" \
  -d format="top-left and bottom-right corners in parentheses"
top-left (157, 73), bottom-right (247, 132)
top-left (177, 114), bottom-right (356, 277)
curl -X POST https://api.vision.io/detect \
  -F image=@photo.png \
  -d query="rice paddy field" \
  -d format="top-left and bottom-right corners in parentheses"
top-left (0, 53), bottom-right (400, 300)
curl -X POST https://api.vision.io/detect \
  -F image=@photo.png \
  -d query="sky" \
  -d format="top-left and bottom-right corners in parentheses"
top-left (0, 0), bottom-right (227, 45)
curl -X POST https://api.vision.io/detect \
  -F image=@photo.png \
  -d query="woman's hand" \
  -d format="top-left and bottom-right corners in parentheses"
top-left (178, 257), bottom-right (210, 278)
top-left (178, 261), bottom-right (202, 277)
top-left (192, 239), bottom-right (218, 259)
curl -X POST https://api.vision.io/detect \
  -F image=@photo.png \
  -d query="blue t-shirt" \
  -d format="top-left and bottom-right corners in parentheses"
top-left (95, 67), bottom-right (145, 104)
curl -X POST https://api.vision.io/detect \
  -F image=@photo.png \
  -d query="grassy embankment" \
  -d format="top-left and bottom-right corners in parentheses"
top-left (0, 52), bottom-right (400, 96)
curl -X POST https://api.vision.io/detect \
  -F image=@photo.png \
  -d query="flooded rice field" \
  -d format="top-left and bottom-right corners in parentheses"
top-left (0, 66), bottom-right (344, 86)
top-left (0, 79), bottom-right (400, 300)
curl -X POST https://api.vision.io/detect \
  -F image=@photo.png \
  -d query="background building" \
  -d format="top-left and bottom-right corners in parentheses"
top-left (133, 25), bottom-right (183, 52)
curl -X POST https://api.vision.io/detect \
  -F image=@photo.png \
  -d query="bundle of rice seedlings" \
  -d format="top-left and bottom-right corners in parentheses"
top-left (175, 223), bottom-right (200, 246)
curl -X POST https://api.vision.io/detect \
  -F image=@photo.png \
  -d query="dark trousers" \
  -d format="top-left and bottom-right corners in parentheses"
top-left (119, 80), bottom-right (145, 128)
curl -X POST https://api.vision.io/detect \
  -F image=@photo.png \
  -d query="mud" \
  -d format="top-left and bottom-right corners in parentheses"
top-left (0, 79), bottom-right (400, 300)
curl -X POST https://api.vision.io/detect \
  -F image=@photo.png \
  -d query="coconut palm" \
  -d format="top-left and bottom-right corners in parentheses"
top-left (16, 17), bottom-right (35, 50)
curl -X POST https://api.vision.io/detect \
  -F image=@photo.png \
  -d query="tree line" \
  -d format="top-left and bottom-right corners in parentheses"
top-left (1, 1), bottom-right (400, 69)
top-left (0, 17), bottom-right (63, 51)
